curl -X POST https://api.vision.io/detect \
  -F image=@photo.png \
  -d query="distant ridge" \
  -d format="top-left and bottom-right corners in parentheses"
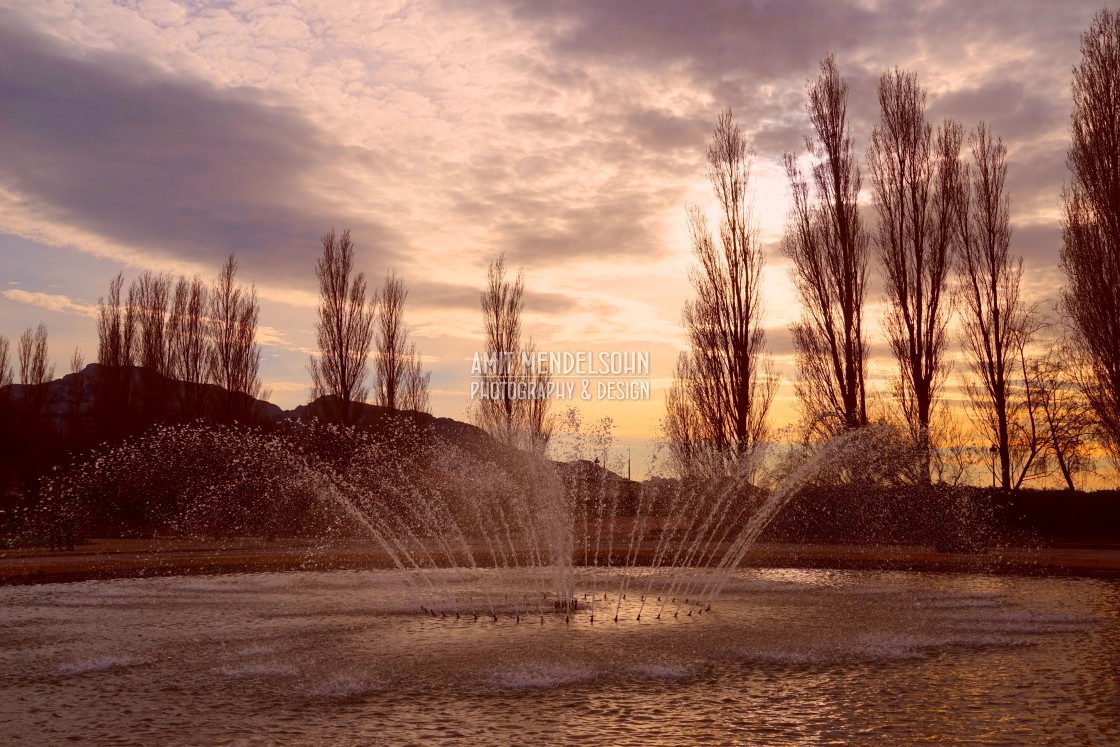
top-left (0, 363), bottom-right (587, 475)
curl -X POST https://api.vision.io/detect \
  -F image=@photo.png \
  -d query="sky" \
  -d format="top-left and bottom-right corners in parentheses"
top-left (0, 0), bottom-right (1105, 477)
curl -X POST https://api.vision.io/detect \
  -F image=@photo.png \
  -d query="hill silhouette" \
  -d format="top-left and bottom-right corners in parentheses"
top-left (0, 365), bottom-right (624, 529)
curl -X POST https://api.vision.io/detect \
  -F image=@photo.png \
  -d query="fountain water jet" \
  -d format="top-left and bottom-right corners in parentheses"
top-left (40, 418), bottom-right (920, 622)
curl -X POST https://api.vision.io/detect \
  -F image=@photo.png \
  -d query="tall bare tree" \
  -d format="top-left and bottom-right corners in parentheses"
top-left (1060, 8), bottom-right (1120, 459)
top-left (95, 273), bottom-right (136, 435)
top-left (374, 270), bottom-right (431, 412)
top-left (954, 124), bottom-right (1033, 490)
top-left (0, 335), bottom-right (12, 389)
top-left (97, 273), bottom-right (135, 370)
top-left (869, 70), bottom-right (959, 483)
top-left (66, 347), bottom-right (85, 437)
top-left (476, 254), bottom-right (523, 444)
top-left (209, 254), bottom-right (266, 421)
top-left (168, 275), bottom-right (209, 419)
top-left (374, 271), bottom-right (407, 410)
top-left (666, 109), bottom-right (776, 478)
top-left (1036, 341), bottom-right (1099, 489)
top-left (473, 254), bottom-right (552, 451)
top-left (18, 323), bottom-right (53, 388)
top-left (133, 271), bottom-right (172, 377)
top-left (664, 353), bottom-right (704, 477)
top-left (132, 271), bottom-right (173, 421)
top-left (0, 334), bottom-right (12, 433)
top-left (17, 322), bottom-right (54, 422)
top-left (402, 343), bottom-right (432, 414)
top-left (782, 55), bottom-right (870, 439)
top-left (522, 340), bottom-right (552, 453)
top-left (309, 229), bottom-right (376, 425)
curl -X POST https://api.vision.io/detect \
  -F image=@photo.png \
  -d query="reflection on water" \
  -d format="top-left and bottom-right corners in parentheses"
top-left (0, 568), bottom-right (1117, 745)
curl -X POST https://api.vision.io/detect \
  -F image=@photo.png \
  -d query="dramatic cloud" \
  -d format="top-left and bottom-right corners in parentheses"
top-left (0, 0), bottom-right (1108, 437)
top-left (0, 20), bottom-right (401, 286)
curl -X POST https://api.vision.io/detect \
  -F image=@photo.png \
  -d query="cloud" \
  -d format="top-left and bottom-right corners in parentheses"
top-left (408, 277), bottom-right (578, 314)
top-left (0, 0), bottom-right (1109, 438)
top-left (255, 324), bottom-right (293, 349)
top-left (0, 19), bottom-right (401, 287)
top-left (2, 289), bottom-right (99, 319)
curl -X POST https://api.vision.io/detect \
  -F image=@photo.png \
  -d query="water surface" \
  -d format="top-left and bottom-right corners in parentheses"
top-left (1, 568), bottom-right (1117, 745)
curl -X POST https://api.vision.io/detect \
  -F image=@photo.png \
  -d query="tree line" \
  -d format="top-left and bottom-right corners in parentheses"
top-left (306, 228), bottom-right (430, 425)
top-left (668, 10), bottom-right (1120, 491)
top-left (0, 232), bottom-right (439, 519)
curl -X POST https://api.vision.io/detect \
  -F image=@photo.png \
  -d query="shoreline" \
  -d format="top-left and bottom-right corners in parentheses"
top-left (2, 538), bottom-right (1119, 586)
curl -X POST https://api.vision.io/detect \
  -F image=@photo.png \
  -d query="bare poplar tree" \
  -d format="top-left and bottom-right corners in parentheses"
top-left (473, 254), bottom-right (552, 450)
top-left (869, 70), bottom-right (959, 483)
top-left (97, 273), bottom-right (135, 369)
top-left (209, 254), bottom-right (266, 421)
top-left (1059, 8), bottom-right (1120, 458)
top-left (168, 275), bottom-right (209, 419)
top-left (131, 271), bottom-right (173, 421)
top-left (374, 270), bottom-right (431, 412)
top-left (666, 110), bottom-right (776, 478)
top-left (664, 352), bottom-right (708, 477)
top-left (954, 124), bottom-right (1032, 490)
top-left (67, 347), bottom-right (84, 436)
top-left (96, 273), bottom-right (136, 434)
top-left (133, 271), bottom-right (172, 376)
top-left (522, 340), bottom-right (553, 452)
top-left (18, 323), bottom-right (53, 386)
top-left (782, 55), bottom-right (870, 439)
top-left (475, 254), bottom-right (524, 444)
top-left (0, 335), bottom-right (12, 389)
top-left (402, 343), bottom-right (432, 413)
top-left (18, 322), bottom-right (54, 420)
top-left (0, 335), bottom-right (12, 427)
top-left (1026, 342), bottom-right (1097, 489)
top-left (309, 229), bottom-right (376, 425)
top-left (375, 271), bottom-right (407, 410)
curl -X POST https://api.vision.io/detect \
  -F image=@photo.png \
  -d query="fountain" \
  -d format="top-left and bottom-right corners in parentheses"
top-left (6, 419), bottom-right (1118, 744)
top-left (40, 417), bottom-right (950, 622)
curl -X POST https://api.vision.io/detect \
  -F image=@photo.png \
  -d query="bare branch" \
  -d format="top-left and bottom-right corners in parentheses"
top-left (782, 55), bottom-right (869, 439)
top-left (667, 109), bottom-right (776, 478)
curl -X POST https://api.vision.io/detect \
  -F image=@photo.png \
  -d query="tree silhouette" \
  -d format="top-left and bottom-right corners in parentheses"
top-left (666, 109), bottom-right (776, 478)
top-left (309, 229), bottom-right (376, 425)
top-left (133, 271), bottom-right (173, 422)
top-left (472, 254), bottom-right (552, 451)
top-left (1060, 8), bottom-right (1120, 460)
top-left (95, 273), bottom-right (135, 436)
top-left (0, 335), bottom-right (12, 390)
top-left (782, 55), bottom-right (869, 439)
top-left (869, 69), bottom-right (958, 484)
top-left (168, 274), bottom-right (209, 420)
top-left (374, 270), bottom-right (431, 412)
top-left (954, 124), bottom-right (1034, 490)
top-left (18, 322), bottom-right (54, 418)
top-left (209, 254), bottom-right (267, 421)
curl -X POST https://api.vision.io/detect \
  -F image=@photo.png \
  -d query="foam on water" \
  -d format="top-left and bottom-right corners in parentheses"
top-left (56, 656), bottom-right (140, 675)
top-left (491, 662), bottom-right (597, 690)
top-left (304, 673), bottom-right (386, 699)
top-left (52, 596), bottom-right (106, 607)
top-left (235, 645), bottom-right (276, 657)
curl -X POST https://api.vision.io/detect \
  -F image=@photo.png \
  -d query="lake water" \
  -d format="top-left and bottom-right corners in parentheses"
top-left (1, 568), bottom-right (1117, 745)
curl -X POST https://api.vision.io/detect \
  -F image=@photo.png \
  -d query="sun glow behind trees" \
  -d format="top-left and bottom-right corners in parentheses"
top-left (2, 7), bottom-right (1120, 486)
